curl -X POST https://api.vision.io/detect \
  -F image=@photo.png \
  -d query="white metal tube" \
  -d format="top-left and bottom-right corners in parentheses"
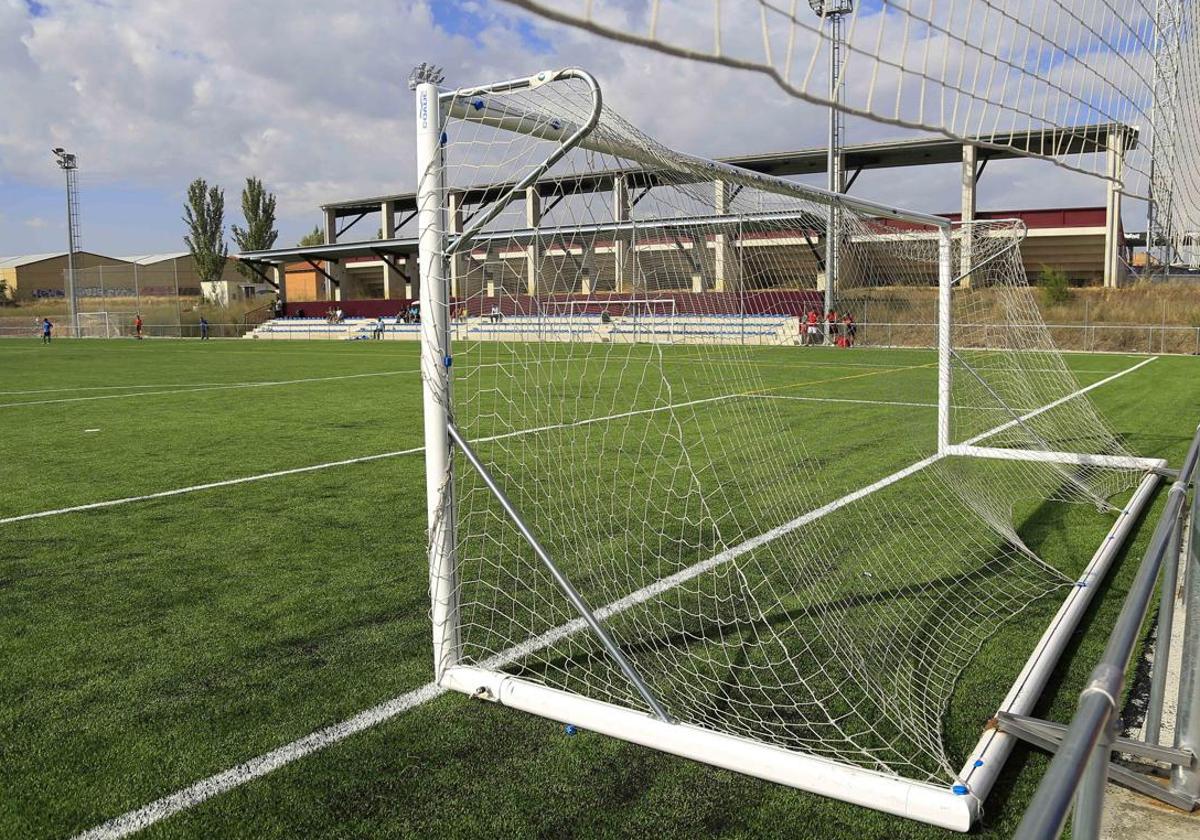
top-left (1173, 478), bottom-right (1200, 798)
top-left (956, 471), bottom-right (1162, 810)
top-left (944, 445), bottom-right (1166, 472)
top-left (443, 665), bottom-right (976, 832)
top-left (937, 226), bottom-right (953, 454)
top-left (415, 79), bottom-right (459, 681)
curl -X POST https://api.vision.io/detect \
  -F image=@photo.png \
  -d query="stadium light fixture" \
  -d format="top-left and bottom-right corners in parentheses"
top-left (51, 147), bottom-right (81, 334)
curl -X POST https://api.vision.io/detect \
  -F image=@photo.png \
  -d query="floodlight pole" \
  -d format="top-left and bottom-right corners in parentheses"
top-left (53, 148), bottom-right (81, 336)
top-left (812, 1), bottom-right (852, 340)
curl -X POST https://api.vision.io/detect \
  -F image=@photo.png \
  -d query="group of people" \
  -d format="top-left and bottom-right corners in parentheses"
top-left (325, 307), bottom-right (345, 324)
top-left (801, 309), bottom-right (857, 347)
top-left (38, 312), bottom-right (147, 342)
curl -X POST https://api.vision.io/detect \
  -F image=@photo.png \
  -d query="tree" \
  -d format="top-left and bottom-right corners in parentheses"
top-left (1039, 266), bottom-right (1070, 306)
top-left (183, 179), bottom-right (228, 285)
top-left (230, 177), bottom-right (278, 278)
top-left (297, 226), bottom-right (324, 247)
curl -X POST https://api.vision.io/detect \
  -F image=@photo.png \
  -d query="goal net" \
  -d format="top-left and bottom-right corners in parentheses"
top-left (77, 312), bottom-right (114, 338)
top-left (502, 1), bottom-right (1200, 257)
top-left (414, 67), bottom-right (1160, 830)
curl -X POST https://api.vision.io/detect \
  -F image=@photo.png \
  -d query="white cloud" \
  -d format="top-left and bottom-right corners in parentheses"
top-left (23, 216), bottom-right (47, 228)
top-left (0, 0), bottom-right (1123, 253)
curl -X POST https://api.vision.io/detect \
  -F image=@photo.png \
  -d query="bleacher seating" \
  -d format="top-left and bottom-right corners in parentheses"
top-left (248, 314), bottom-right (801, 345)
top-left (247, 317), bottom-right (424, 341)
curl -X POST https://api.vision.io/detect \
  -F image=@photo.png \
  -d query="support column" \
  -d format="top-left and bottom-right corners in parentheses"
top-left (579, 245), bottom-right (594, 294)
top-left (613, 175), bottom-right (630, 293)
top-left (961, 144), bottom-right (978, 288)
top-left (714, 180), bottom-right (740, 292)
top-left (690, 235), bottom-right (705, 293)
top-left (323, 207), bottom-right (348, 301)
top-left (381, 200), bottom-right (398, 299)
top-left (274, 263), bottom-right (287, 308)
top-left (1104, 129), bottom-right (1127, 289)
top-left (449, 191), bottom-right (465, 300)
top-left (525, 186), bottom-right (541, 296)
top-left (937, 226), bottom-right (953, 455)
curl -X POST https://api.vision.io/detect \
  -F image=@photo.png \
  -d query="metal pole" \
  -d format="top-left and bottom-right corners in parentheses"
top-left (823, 9), bottom-right (844, 340)
top-left (62, 166), bottom-right (79, 336)
top-left (447, 422), bottom-right (673, 723)
top-left (1073, 714), bottom-right (1118, 839)
top-left (1017, 426), bottom-right (1200, 839)
top-left (937, 226), bottom-right (953, 454)
top-left (1173, 475), bottom-right (1200, 800)
top-left (413, 67), bottom-right (459, 683)
top-left (1145, 505), bottom-right (1182, 743)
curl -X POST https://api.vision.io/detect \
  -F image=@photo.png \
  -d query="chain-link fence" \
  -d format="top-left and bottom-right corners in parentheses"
top-left (70, 264), bottom-right (191, 337)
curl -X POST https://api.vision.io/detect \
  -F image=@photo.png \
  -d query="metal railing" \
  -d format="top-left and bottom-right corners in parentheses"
top-left (1015, 423), bottom-right (1200, 839)
top-left (0, 322), bottom-right (257, 339)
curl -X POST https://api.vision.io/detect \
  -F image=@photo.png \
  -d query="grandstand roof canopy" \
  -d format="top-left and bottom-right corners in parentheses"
top-left (318, 123), bottom-right (1136, 219)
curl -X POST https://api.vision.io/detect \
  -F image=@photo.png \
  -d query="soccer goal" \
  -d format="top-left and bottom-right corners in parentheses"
top-left (77, 312), bottom-right (114, 338)
top-left (413, 66), bottom-right (1165, 831)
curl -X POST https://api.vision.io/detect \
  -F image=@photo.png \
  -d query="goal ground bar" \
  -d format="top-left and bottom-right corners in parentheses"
top-left (442, 664), bottom-right (978, 831)
top-left (945, 444), bottom-right (1167, 472)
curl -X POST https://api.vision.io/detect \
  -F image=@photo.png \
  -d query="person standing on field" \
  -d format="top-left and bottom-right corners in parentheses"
top-left (41, 318), bottom-right (52, 344)
top-left (199, 317), bottom-right (209, 340)
top-left (134, 313), bottom-right (144, 339)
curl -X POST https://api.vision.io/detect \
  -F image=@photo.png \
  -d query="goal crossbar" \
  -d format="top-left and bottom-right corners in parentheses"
top-left (441, 68), bottom-right (950, 238)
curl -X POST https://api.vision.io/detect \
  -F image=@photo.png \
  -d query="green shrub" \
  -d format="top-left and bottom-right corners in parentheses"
top-left (1040, 267), bottom-right (1071, 306)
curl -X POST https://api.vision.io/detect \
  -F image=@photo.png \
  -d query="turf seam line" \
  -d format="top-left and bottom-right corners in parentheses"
top-left (68, 355), bottom-right (1156, 839)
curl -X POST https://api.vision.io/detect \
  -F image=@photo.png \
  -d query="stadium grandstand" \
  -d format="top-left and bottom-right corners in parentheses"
top-left (240, 125), bottom-right (1137, 331)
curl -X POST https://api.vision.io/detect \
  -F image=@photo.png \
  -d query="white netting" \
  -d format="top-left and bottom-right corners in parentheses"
top-left (421, 71), bottom-right (1142, 785)
top-left (503, 0), bottom-right (1200, 258)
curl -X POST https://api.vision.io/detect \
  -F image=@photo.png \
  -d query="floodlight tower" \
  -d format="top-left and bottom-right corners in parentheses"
top-left (810, 0), bottom-right (852, 337)
top-left (52, 147), bottom-right (81, 335)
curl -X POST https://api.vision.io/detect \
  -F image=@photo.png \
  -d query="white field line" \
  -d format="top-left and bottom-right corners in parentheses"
top-left (2, 382), bottom-right (919, 526)
top-left (70, 355), bottom-right (1155, 839)
top-left (0, 448), bottom-right (424, 525)
top-left (0, 370), bottom-right (417, 408)
top-left (73, 451), bottom-right (945, 840)
top-left (961, 356), bottom-right (1158, 447)
top-left (0, 389), bottom-right (755, 526)
top-left (5, 359), bottom-right (1153, 526)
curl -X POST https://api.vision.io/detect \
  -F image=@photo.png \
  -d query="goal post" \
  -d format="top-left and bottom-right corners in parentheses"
top-left (77, 312), bottom-right (112, 339)
top-left (415, 66), bottom-right (1162, 831)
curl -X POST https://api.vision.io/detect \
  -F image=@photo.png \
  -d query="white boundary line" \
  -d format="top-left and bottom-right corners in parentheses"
top-left (5, 359), bottom-right (1155, 525)
top-left (2, 388), bottom-right (921, 525)
top-left (70, 355), bottom-right (1158, 838)
top-left (73, 452), bottom-right (944, 840)
top-left (0, 370), bottom-right (417, 409)
top-left (960, 356), bottom-right (1157, 447)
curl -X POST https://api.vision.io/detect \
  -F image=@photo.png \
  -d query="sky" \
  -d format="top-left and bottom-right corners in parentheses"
top-left (0, 0), bottom-right (1134, 258)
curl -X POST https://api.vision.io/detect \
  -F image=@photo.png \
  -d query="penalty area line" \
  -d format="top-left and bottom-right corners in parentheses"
top-left (0, 369), bottom-right (417, 409)
top-left (74, 450), bottom-right (947, 840)
top-left (70, 354), bottom-right (1156, 838)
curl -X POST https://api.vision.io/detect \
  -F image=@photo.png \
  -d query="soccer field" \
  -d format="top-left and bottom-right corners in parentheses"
top-left (2, 337), bottom-right (1197, 839)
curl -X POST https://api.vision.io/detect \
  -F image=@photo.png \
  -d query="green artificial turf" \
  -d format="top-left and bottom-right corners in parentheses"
top-left (0, 336), bottom-right (1196, 839)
